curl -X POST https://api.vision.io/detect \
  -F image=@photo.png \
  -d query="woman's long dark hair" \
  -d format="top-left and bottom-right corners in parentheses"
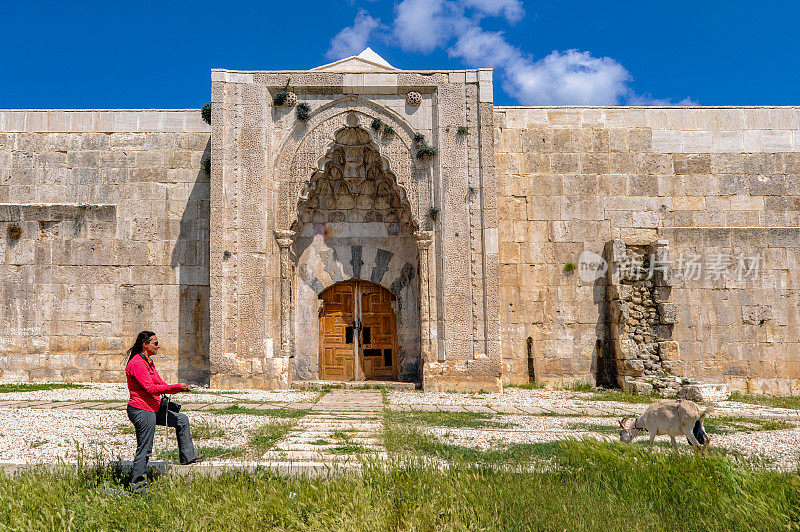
top-left (126, 330), bottom-right (156, 364)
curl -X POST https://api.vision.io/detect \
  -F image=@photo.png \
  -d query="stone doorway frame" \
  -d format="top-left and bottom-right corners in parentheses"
top-left (273, 228), bottom-right (436, 385)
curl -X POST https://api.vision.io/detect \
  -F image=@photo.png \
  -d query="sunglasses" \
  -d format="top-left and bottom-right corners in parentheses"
top-left (148, 341), bottom-right (159, 346)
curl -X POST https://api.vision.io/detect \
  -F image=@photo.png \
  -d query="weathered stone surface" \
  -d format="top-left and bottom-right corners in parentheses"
top-left (621, 377), bottom-right (654, 395)
top-left (658, 303), bottom-right (678, 324)
top-left (677, 383), bottom-right (730, 403)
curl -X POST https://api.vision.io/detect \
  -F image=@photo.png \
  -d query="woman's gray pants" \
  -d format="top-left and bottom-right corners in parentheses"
top-left (126, 405), bottom-right (198, 493)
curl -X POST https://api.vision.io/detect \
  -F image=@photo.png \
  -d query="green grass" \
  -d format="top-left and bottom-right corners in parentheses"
top-left (191, 419), bottom-right (226, 440)
top-left (558, 382), bottom-right (594, 392)
top-left (704, 416), bottom-right (794, 435)
top-left (155, 445), bottom-right (244, 461)
top-left (385, 410), bottom-right (515, 428)
top-left (586, 389), bottom-right (661, 404)
top-left (330, 429), bottom-right (355, 441)
top-left (328, 444), bottom-right (370, 455)
top-left (527, 411), bottom-right (587, 418)
top-left (504, 381), bottom-right (546, 390)
top-left (309, 439), bottom-right (330, 446)
top-left (0, 383), bottom-right (87, 393)
top-left (115, 424), bottom-right (136, 435)
top-left (214, 405), bottom-right (308, 418)
top-left (728, 391), bottom-right (800, 410)
top-left (1, 441), bottom-right (798, 530)
top-left (384, 423), bottom-right (562, 464)
top-left (115, 420), bottom-right (228, 440)
top-left (247, 421), bottom-right (295, 454)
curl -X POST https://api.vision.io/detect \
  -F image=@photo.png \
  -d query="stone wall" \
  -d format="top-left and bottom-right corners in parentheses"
top-left (0, 110), bottom-right (210, 383)
top-left (495, 106), bottom-right (800, 394)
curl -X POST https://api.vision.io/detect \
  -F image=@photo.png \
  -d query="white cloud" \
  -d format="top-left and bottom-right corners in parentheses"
top-left (326, 9), bottom-right (384, 60)
top-left (392, 0), bottom-right (455, 53)
top-left (327, 0), bottom-right (693, 105)
top-left (450, 28), bottom-right (632, 105)
top-left (449, 26), bottom-right (519, 67)
top-left (460, 0), bottom-right (524, 22)
top-left (508, 50), bottom-right (633, 105)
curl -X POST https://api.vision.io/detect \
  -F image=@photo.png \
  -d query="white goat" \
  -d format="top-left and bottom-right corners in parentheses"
top-left (618, 399), bottom-right (712, 452)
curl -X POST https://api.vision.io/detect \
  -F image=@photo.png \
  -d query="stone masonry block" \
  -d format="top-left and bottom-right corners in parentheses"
top-left (658, 341), bottom-right (680, 361)
top-left (658, 302), bottom-right (678, 324)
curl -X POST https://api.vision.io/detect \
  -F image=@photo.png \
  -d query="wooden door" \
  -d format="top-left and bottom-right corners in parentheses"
top-left (360, 282), bottom-right (398, 380)
top-left (319, 280), bottom-right (398, 381)
top-left (318, 280), bottom-right (356, 380)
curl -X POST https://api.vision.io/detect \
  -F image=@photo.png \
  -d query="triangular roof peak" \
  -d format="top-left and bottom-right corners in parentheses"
top-left (313, 48), bottom-right (398, 72)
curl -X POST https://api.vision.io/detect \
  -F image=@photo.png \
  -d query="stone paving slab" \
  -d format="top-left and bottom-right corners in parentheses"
top-left (284, 403), bottom-right (313, 410)
top-left (49, 402), bottom-right (81, 409)
top-left (434, 405), bottom-right (469, 412)
top-left (178, 403), bottom-right (208, 411)
top-left (76, 402), bottom-right (110, 409)
top-left (92, 402), bottom-right (127, 410)
top-left (262, 451), bottom-right (387, 462)
top-left (462, 406), bottom-right (496, 414)
top-left (203, 403), bottom-right (234, 410)
top-left (16, 401), bottom-right (52, 408)
top-left (489, 405), bottom-right (526, 414)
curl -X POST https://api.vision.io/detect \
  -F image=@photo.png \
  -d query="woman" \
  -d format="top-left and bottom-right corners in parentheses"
top-left (125, 330), bottom-right (204, 494)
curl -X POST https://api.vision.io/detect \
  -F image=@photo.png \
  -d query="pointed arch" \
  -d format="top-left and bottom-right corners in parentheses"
top-left (273, 99), bottom-right (427, 231)
top-left (293, 123), bottom-right (418, 234)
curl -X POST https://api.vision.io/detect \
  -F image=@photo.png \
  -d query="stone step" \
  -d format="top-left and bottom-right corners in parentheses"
top-left (272, 443), bottom-right (383, 452)
top-left (294, 423), bottom-right (380, 431)
top-left (292, 380), bottom-right (416, 390)
top-left (261, 450), bottom-right (387, 461)
top-left (282, 435), bottom-right (381, 448)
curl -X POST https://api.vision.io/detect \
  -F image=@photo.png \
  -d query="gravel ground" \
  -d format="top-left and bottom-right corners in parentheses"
top-left (0, 407), bottom-right (296, 464)
top-left (426, 417), bottom-right (800, 471)
top-left (1, 385), bottom-right (798, 471)
top-left (0, 383), bottom-right (319, 404)
top-left (391, 389), bottom-right (800, 471)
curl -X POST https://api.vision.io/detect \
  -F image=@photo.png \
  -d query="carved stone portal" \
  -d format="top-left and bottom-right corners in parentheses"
top-left (294, 126), bottom-right (416, 235)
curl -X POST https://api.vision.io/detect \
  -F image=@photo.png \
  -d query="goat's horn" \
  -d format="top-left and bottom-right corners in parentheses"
top-left (619, 417), bottom-right (629, 428)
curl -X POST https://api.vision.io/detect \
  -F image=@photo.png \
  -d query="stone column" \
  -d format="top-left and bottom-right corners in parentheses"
top-left (274, 229), bottom-right (295, 386)
top-left (415, 231), bottom-right (435, 363)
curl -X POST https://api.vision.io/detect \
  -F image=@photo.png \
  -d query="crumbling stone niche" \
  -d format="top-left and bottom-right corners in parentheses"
top-left (605, 239), bottom-right (682, 396)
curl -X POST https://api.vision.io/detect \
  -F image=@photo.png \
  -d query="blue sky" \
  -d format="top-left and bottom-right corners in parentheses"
top-left (1, 0), bottom-right (798, 108)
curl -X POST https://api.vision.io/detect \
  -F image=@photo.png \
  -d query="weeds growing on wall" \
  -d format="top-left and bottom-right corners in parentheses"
top-left (7, 224), bottom-right (22, 241)
top-left (296, 102), bottom-right (311, 122)
top-left (272, 78), bottom-right (292, 106)
top-left (416, 144), bottom-right (438, 160)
